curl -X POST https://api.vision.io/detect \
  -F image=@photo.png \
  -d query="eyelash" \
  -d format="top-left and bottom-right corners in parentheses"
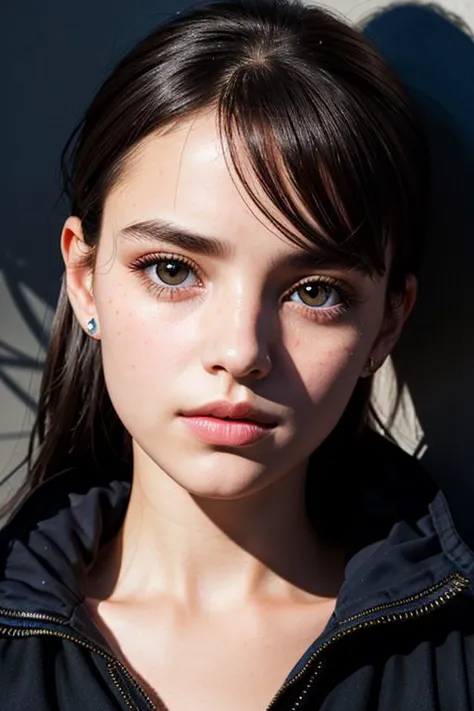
top-left (129, 252), bottom-right (204, 300)
top-left (128, 253), bottom-right (357, 321)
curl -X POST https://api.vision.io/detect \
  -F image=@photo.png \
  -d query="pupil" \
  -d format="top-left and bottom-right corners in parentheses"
top-left (158, 260), bottom-right (187, 284)
top-left (165, 262), bottom-right (179, 277)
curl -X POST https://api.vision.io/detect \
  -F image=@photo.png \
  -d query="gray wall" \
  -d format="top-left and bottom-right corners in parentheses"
top-left (2, 1), bottom-right (474, 539)
top-left (1, 0), bottom-right (195, 500)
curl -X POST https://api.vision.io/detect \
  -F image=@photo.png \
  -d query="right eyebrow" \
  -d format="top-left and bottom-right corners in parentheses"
top-left (118, 219), bottom-right (233, 259)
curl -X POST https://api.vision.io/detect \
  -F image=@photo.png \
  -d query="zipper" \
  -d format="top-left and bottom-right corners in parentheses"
top-left (265, 571), bottom-right (470, 711)
top-left (0, 608), bottom-right (156, 710)
top-left (0, 571), bottom-right (469, 711)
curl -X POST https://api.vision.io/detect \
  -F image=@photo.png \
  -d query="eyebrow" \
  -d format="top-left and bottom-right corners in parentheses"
top-left (118, 218), bottom-right (358, 272)
top-left (118, 219), bottom-right (232, 259)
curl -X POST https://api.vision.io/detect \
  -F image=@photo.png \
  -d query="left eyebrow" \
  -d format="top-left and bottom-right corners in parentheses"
top-left (118, 218), bottom-right (363, 273)
top-left (118, 219), bottom-right (233, 259)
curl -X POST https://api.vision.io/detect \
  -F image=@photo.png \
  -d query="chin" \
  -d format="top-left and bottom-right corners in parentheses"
top-left (168, 447), bottom-right (281, 501)
top-left (174, 463), bottom-right (272, 501)
top-left (133, 436), bottom-right (293, 502)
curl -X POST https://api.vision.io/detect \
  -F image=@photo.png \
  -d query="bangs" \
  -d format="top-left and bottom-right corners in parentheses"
top-left (218, 54), bottom-right (415, 278)
top-left (67, 0), bottom-right (427, 287)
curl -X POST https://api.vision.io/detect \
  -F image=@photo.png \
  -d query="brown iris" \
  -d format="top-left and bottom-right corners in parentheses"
top-left (296, 283), bottom-right (333, 307)
top-left (155, 259), bottom-right (190, 286)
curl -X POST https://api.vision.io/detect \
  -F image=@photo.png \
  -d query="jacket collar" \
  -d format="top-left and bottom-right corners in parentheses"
top-left (1, 440), bottom-right (473, 648)
top-left (335, 490), bottom-right (474, 621)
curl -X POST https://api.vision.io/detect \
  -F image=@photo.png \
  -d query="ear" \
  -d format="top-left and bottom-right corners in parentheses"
top-left (363, 274), bottom-right (417, 377)
top-left (60, 216), bottom-right (99, 338)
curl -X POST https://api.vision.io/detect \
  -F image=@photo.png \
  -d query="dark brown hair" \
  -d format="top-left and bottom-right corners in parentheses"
top-left (5, 0), bottom-right (429, 525)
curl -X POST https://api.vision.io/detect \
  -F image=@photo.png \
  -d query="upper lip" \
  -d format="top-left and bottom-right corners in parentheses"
top-left (181, 401), bottom-right (278, 425)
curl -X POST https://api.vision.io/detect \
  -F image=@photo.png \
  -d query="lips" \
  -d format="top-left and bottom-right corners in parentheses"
top-left (180, 416), bottom-right (275, 447)
top-left (179, 400), bottom-right (278, 447)
top-left (181, 400), bottom-right (278, 426)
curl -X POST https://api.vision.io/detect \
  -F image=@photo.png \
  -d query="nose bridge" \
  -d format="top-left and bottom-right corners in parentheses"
top-left (201, 278), bottom-right (273, 378)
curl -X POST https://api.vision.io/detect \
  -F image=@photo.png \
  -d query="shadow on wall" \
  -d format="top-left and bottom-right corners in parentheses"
top-left (364, 3), bottom-right (474, 544)
top-left (0, 0), bottom-right (194, 493)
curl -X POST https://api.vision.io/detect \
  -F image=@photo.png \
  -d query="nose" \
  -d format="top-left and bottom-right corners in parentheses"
top-left (200, 290), bottom-right (274, 381)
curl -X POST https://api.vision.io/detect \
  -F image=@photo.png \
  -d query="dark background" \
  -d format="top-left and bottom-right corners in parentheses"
top-left (2, 0), bottom-right (194, 309)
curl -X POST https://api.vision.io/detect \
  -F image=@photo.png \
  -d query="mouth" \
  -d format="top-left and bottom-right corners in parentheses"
top-left (181, 400), bottom-right (278, 426)
top-left (179, 411), bottom-right (277, 447)
top-left (205, 414), bottom-right (276, 426)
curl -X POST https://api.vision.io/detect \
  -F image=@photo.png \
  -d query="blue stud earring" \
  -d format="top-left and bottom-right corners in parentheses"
top-left (86, 317), bottom-right (99, 336)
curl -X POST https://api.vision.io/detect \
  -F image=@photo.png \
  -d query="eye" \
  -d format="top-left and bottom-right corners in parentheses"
top-left (144, 257), bottom-right (199, 288)
top-left (289, 281), bottom-right (342, 308)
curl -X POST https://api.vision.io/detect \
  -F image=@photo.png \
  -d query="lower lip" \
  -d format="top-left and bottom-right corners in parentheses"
top-left (180, 416), bottom-right (275, 446)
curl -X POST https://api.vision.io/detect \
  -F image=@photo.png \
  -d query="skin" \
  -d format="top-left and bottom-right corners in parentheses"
top-left (62, 111), bottom-right (416, 710)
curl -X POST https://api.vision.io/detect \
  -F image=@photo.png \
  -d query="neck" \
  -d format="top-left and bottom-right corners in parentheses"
top-left (86, 448), bottom-right (346, 612)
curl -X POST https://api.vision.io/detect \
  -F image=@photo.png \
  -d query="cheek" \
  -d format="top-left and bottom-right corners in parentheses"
top-left (93, 278), bottom-right (196, 419)
top-left (287, 325), bottom-right (368, 410)
top-left (286, 287), bottom-right (386, 407)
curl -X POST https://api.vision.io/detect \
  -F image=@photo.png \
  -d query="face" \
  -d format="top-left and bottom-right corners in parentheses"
top-left (64, 112), bottom-right (411, 500)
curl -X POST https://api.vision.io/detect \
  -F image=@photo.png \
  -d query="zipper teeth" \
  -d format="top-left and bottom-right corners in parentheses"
top-left (338, 571), bottom-right (467, 624)
top-left (0, 623), bottom-right (156, 710)
top-left (107, 662), bottom-right (141, 711)
top-left (0, 607), bottom-right (69, 624)
top-left (0, 572), bottom-right (469, 711)
top-left (266, 571), bottom-right (470, 711)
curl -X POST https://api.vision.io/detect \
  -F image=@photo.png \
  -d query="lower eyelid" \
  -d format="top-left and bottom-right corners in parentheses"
top-left (290, 301), bottom-right (351, 324)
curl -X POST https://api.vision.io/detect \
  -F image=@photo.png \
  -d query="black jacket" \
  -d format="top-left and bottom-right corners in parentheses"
top-left (1, 437), bottom-right (474, 710)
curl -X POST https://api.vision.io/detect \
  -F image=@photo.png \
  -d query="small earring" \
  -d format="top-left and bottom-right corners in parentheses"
top-left (86, 317), bottom-right (99, 336)
top-left (361, 356), bottom-right (377, 378)
top-left (367, 357), bottom-right (379, 375)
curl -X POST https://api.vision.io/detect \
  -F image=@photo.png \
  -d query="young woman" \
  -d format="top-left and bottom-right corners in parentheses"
top-left (1, 1), bottom-right (473, 709)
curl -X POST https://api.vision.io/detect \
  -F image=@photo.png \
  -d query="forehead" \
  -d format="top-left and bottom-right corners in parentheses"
top-left (102, 112), bottom-right (306, 254)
